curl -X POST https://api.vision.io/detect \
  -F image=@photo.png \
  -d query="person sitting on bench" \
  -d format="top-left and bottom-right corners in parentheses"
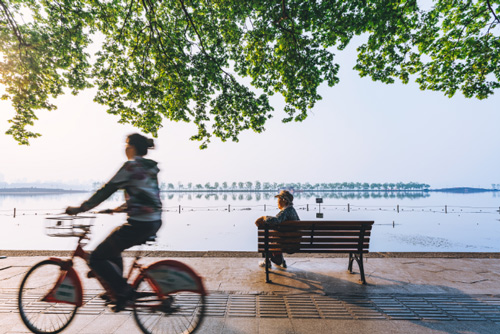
top-left (255, 190), bottom-right (300, 268)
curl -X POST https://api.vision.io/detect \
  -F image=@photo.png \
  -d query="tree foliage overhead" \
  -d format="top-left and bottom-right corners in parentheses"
top-left (1, 0), bottom-right (499, 147)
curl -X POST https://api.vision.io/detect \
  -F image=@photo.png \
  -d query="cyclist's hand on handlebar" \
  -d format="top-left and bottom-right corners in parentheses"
top-left (113, 204), bottom-right (127, 213)
top-left (65, 206), bottom-right (82, 215)
top-left (97, 205), bottom-right (126, 214)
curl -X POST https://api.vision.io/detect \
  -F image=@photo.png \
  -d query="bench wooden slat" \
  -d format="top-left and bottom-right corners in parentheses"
top-left (270, 220), bottom-right (374, 227)
top-left (258, 231), bottom-right (372, 237)
top-left (258, 237), bottom-right (370, 243)
top-left (260, 249), bottom-right (370, 253)
top-left (259, 243), bottom-right (369, 249)
top-left (275, 226), bottom-right (372, 231)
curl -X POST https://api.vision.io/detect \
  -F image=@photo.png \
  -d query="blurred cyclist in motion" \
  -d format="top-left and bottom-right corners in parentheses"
top-left (66, 133), bottom-right (162, 310)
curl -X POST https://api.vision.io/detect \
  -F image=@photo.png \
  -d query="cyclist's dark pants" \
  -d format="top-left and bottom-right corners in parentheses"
top-left (89, 219), bottom-right (161, 298)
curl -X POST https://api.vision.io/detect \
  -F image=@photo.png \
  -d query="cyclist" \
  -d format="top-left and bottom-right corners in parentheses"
top-left (66, 133), bottom-right (162, 310)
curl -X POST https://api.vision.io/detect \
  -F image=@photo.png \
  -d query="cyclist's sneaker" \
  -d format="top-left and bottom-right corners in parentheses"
top-left (258, 260), bottom-right (271, 268)
top-left (98, 292), bottom-right (111, 303)
top-left (110, 290), bottom-right (136, 313)
top-left (110, 297), bottom-right (134, 312)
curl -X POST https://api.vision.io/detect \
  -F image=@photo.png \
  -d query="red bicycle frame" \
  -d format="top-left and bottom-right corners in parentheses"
top-left (42, 234), bottom-right (206, 308)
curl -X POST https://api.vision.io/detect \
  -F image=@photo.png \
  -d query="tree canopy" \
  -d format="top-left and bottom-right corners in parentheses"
top-left (1, 0), bottom-right (499, 147)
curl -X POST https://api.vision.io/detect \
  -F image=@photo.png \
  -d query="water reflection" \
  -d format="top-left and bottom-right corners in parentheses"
top-left (1, 191), bottom-right (499, 252)
top-left (160, 191), bottom-right (430, 201)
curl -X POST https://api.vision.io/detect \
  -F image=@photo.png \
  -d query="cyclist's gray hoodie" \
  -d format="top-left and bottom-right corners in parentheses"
top-left (80, 157), bottom-right (162, 222)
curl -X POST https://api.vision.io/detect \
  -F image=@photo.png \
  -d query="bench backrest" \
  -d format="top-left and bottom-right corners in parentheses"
top-left (258, 220), bottom-right (374, 254)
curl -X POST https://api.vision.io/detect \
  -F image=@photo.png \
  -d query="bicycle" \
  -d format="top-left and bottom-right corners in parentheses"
top-left (18, 215), bottom-right (206, 334)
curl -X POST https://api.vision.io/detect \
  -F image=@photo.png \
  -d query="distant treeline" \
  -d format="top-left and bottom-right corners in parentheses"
top-left (432, 187), bottom-right (497, 193)
top-left (162, 191), bottom-right (431, 201)
top-left (152, 181), bottom-right (431, 192)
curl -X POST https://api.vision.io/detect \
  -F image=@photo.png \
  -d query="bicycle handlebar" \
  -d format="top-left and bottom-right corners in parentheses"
top-left (96, 209), bottom-right (114, 214)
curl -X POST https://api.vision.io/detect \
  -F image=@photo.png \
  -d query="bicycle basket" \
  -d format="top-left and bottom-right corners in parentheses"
top-left (45, 215), bottom-right (95, 237)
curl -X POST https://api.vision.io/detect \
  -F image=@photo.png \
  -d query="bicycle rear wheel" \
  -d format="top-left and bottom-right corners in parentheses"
top-left (133, 274), bottom-right (205, 334)
top-left (18, 260), bottom-right (78, 334)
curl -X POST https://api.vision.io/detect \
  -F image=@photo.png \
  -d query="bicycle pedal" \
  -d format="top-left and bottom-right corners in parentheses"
top-left (159, 297), bottom-right (179, 313)
top-left (107, 302), bottom-right (121, 312)
top-left (97, 292), bottom-right (111, 302)
top-left (160, 304), bottom-right (180, 314)
top-left (108, 303), bottom-right (120, 313)
top-left (108, 302), bottom-right (133, 313)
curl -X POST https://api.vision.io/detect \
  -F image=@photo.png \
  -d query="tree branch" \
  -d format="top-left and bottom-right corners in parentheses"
top-left (0, 0), bottom-right (29, 47)
top-left (486, 0), bottom-right (500, 24)
top-left (140, 0), bottom-right (184, 80)
top-left (178, 0), bottom-right (209, 55)
top-left (178, 0), bottom-right (233, 80)
top-left (486, 19), bottom-right (498, 34)
top-left (272, 0), bottom-right (298, 46)
top-left (118, 0), bottom-right (135, 41)
top-left (275, 0), bottom-right (288, 24)
top-left (451, 7), bottom-right (488, 59)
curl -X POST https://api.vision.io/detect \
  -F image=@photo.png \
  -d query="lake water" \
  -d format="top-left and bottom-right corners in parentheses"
top-left (1, 191), bottom-right (499, 252)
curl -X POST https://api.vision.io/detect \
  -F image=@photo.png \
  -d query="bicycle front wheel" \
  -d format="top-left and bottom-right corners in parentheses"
top-left (133, 274), bottom-right (205, 334)
top-left (18, 260), bottom-right (78, 334)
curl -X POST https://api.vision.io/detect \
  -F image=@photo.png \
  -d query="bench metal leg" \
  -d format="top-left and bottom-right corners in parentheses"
top-left (358, 253), bottom-right (366, 284)
top-left (265, 255), bottom-right (271, 283)
top-left (348, 252), bottom-right (367, 284)
top-left (264, 227), bottom-right (272, 283)
top-left (348, 253), bottom-right (354, 273)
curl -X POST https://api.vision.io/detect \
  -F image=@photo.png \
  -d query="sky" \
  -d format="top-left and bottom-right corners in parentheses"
top-left (1, 38), bottom-right (500, 189)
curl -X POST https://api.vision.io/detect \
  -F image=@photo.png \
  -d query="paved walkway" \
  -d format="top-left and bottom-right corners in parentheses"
top-left (0, 253), bottom-right (499, 333)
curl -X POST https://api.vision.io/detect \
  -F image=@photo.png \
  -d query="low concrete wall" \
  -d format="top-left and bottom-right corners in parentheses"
top-left (1, 250), bottom-right (500, 258)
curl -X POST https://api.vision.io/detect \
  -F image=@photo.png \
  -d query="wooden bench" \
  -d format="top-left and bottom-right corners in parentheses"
top-left (258, 220), bottom-right (374, 284)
